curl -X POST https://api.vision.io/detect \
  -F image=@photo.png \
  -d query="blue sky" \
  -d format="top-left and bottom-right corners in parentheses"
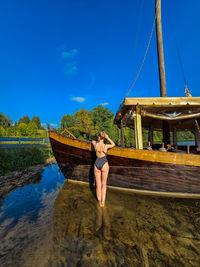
top-left (1, 0), bottom-right (200, 127)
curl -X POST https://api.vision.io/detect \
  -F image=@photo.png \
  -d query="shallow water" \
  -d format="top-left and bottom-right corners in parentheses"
top-left (0, 164), bottom-right (200, 266)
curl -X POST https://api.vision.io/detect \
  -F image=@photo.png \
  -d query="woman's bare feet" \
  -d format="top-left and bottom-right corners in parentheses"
top-left (100, 201), bottom-right (105, 207)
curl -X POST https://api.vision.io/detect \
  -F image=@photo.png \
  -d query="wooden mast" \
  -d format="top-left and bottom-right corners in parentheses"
top-left (156, 0), bottom-right (167, 97)
top-left (156, 0), bottom-right (170, 146)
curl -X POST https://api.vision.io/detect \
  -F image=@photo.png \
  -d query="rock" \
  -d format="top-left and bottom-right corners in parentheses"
top-left (0, 157), bottom-right (56, 197)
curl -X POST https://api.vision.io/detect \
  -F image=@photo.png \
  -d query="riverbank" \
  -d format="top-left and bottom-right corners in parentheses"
top-left (0, 146), bottom-right (53, 176)
top-left (0, 157), bottom-right (56, 197)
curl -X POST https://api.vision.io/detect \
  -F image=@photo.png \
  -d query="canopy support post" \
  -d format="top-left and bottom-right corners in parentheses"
top-left (162, 121), bottom-right (170, 147)
top-left (148, 124), bottom-right (154, 146)
top-left (120, 120), bottom-right (124, 147)
top-left (134, 106), bottom-right (143, 149)
top-left (195, 132), bottom-right (200, 152)
top-left (173, 127), bottom-right (178, 149)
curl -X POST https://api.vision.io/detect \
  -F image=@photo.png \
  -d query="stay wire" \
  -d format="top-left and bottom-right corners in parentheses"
top-left (122, 0), bottom-right (144, 97)
top-left (121, 15), bottom-right (156, 104)
top-left (172, 27), bottom-right (187, 86)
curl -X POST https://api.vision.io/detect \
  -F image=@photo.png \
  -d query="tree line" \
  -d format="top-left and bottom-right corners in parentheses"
top-left (0, 113), bottom-right (46, 138)
top-left (58, 105), bottom-right (194, 147)
top-left (0, 105), bottom-right (194, 145)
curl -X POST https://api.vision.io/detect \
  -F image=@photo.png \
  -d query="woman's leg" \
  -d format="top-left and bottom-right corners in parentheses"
top-left (94, 165), bottom-right (102, 205)
top-left (101, 162), bottom-right (109, 206)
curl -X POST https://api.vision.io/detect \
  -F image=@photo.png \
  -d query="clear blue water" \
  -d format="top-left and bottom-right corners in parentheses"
top-left (0, 164), bottom-right (200, 266)
top-left (178, 141), bottom-right (195, 146)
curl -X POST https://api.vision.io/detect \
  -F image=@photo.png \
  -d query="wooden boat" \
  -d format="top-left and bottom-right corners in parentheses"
top-left (48, 125), bottom-right (200, 198)
top-left (48, 0), bottom-right (200, 198)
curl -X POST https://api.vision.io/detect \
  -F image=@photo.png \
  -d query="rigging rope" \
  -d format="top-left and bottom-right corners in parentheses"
top-left (121, 15), bottom-right (156, 103)
top-left (122, 0), bottom-right (144, 95)
top-left (172, 27), bottom-right (187, 86)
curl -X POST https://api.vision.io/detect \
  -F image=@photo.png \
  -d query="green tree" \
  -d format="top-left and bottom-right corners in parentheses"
top-left (26, 121), bottom-right (38, 136)
top-left (92, 105), bottom-right (114, 133)
top-left (60, 114), bottom-right (76, 130)
top-left (6, 126), bottom-right (16, 137)
top-left (18, 115), bottom-right (30, 125)
top-left (17, 123), bottom-right (27, 136)
top-left (91, 105), bottom-right (119, 143)
top-left (75, 108), bottom-right (98, 140)
top-left (6, 116), bottom-right (13, 126)
top-left (0, 113), bottom-right (9, 129)
top-left (31, 116), bottom-right (41, 129)
top-left (60, 114), bottom-right (79, 137)
top-left (0, 126), bottom-right (6, 137)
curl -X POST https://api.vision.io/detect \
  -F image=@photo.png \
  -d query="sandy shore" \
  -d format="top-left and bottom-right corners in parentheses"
top-left (0, 157), bottom-right (56, 197)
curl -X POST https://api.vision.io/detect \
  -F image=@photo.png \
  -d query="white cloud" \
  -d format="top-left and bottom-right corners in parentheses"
top-left (49, 123), bottom-right (58, 127)
top-left (71, 97), bottom-right (85, 103)
top-left (100, 102), bottom-right (109, 106)
top-left (61, 49), bottom-right (78, 59)
top-left (58, 48), bottom-right (79, 75)
top-left (64, 63), bottom-right (78, 75)
top-left (41, 123), bottom-right (58, 128)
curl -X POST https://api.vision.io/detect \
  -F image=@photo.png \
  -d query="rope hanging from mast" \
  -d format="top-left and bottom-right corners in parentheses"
top-left (172, 28), bottom-right (192, 97)
top-left (123, 0), bottom-right (144, 94)
top-left (121, 15), bottom-right (156, 103)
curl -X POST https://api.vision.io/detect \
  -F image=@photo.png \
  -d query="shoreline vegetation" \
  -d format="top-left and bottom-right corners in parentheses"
top-left (0, 146), bottom-right (54, 176)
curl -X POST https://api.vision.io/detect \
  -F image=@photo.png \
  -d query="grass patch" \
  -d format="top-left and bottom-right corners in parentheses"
top-left (0, 146), bottom-right (53, 176)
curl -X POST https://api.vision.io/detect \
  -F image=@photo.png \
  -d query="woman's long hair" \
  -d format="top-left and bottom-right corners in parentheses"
top-left (98, 131), bottom-right (106, 140)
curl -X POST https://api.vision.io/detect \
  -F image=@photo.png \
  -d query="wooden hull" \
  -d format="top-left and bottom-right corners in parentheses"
top-left (49, 131), bottom-right (200, 198)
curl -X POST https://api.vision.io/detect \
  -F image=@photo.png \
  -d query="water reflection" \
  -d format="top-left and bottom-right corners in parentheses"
top-left (96, 204), bottom-right (111, 240)
top-left (0, 164), bottom-right (66, 267)
top-left (0, 164), bottom-right (200, 266)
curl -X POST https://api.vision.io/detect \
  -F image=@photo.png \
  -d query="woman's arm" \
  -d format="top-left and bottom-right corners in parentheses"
top-left (92, 140), bottom-right (96, 148)
top-left (105, 134), bottom-right (115, 149)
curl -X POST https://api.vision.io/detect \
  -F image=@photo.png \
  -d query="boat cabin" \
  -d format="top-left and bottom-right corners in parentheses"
top-left (115, 96), bottom-right (200, 153)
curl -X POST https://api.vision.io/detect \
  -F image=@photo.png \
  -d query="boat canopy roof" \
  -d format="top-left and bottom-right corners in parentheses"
top-left (114, 97), bottom-right (200, 131)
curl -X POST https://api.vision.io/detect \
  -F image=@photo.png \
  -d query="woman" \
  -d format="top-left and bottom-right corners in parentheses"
top-left (92, 132), bottom-right (115, 207)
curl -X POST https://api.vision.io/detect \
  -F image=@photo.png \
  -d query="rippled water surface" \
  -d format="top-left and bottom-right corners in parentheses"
top-left (0, 164), bottom-right (200, 267)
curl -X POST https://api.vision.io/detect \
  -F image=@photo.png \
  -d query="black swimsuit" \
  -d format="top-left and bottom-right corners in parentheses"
top-left (94, 145), bottom-right (108, 170)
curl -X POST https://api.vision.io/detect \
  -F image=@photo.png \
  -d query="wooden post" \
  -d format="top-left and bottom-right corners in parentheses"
top-left (187, 144), bottom-right (190, 154)
top-left (195, 131), bottom-right (200, 151)
top-left (134, 106), bottom-right (143, 149)
top-left (173, 127), bottom-right (177, 148)
top-left (120, 120), bottom-right (124, 147)
top-left (195, 120), bottom-right (200, 151)
top-left (156, 0), bottom-right (167, 97)
top-left (148, 124), bottom-right (153, 146)
top-left (162, 121), bottom-right (170, 147)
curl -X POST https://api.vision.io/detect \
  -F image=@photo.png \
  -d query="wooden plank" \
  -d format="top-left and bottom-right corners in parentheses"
top-left (124, 97), bottom-right (200, 107)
